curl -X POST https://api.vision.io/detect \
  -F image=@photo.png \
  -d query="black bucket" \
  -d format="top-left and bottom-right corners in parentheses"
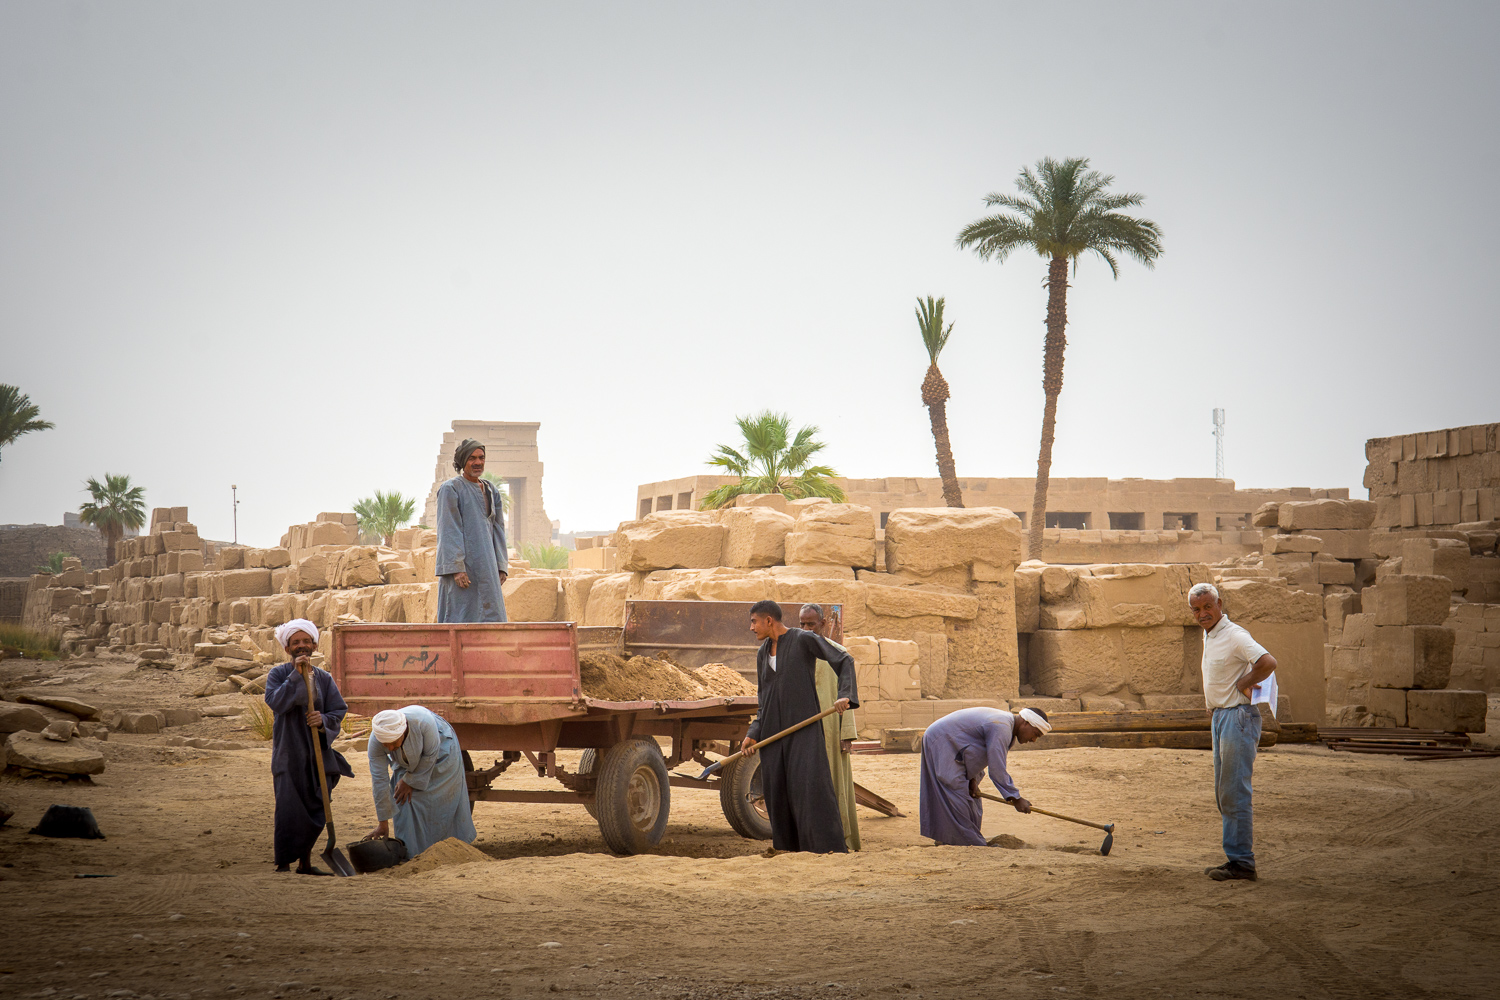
top-left (348, 836), bottom-right (408, 873)
top-left (30, 805), bottom-right (105, 839)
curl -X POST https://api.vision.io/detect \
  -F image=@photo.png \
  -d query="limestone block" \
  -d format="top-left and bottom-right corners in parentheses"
top-left (0, 703), bottom-right (49, 734)
top-left (220, 568), bottom-right (273, 600)
top-left (1365, 686), bottom-right (1407, 727)
top-left (260, 547), bottom-right (292, 570)
top-left (1013, 567), bottom-right (1041, 633)
top-left (5, 732), bottom-right (105, 775)
top-left (582, 574), bottom-right (631, 626)
top-left (55, 568), bottom-right (87, 588)
top-left (854, 699), bottom-right (903, 738)
top-left (864, 583), bottom-right (978, 621)
top-left (292, 553), bottom-right (330, 592)
top-left (1278, 499), bottom-right (1377, 531)
top-left (943, 581), bottom-right (1020, 699)
top-left (307, 521), bottom-right (355, 546)
top-left (914, 631), bottom-right (948, 698)
top-left (1368, 625), bottom-right (1454, 689)
top-left (1073, 565), bottom-right (1206, 628)
top-left (1027, 626), bottom-right (1186, 698)
top-left (878, 638), bottom-right (919, 664)
top-left (844, 636), bottom-right (881, 665)
top-left (1142, 693), bottom-right (1211, 710)
top-left (1325, 591), bottom-right (1361, 644)
top-left (854, 662), bottom-right (879, 696)
top-left (559, 575), bottom-right (596, 624)
top-left (858, 567), bottom-right (971, 589)
top-left (1010, 695), bottom-right (1081, 713)
top-left (1314, 530), bottom-right (1373, 561)
top-left (697, 572), bottom-right (776, 603)
top-left (1317, 561), bottom-right (1356, 585)
top-left (1251, 502), bottom-right (1281, 528)
top-left (382, 563), bottom-right (418, 585)
top-left (1037, 604), bottom-right (1088, 630)
top-left (718, 507), bottom-right (795, 568)
top-left (793, 503), bottom-right (877, 539)
top-left (616, 515), bottom-right (727, 572)
top-left (876, 660), bottom-right (921, 701)
top-left (1244, 620), bottom-right (1328, 723)
top-left (1264, 534), bottom-right (1323, 554)
top-left (1039, 566), bottom-right (1078, 602)
top-left (1218, 579), bottom-right (1323, 623)
top-left (772, 564), bottom-right (856, 582)
top-left (1405, 689), bottom-right (1487, 732)
top-left (116, 711), bottom-right (164, 734)
top-left (732, 493), bottom-right (792, 513)
top-left (160, 531), bottom-right (198, 552)
top-left (1370, 575), bottom-right (1452, 626)
top-left (884, 507), bottom-right (1023, 576)
top-left (784, 531), bottom-right (876, 569)
top-left (1400, 538), bottom-right (1471, 593)
top-left (218, 547), bottom-right (245, 570)
top-left (1342, 613), bottom-right (1375, 648)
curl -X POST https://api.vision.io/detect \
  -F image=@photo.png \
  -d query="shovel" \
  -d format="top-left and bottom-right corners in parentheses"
top-left (976, 790), bottom-right (1115, 856)
top-left (681, 705), bottom-right (841, 781)
top-left (303, 667), bottom-right (356, 877)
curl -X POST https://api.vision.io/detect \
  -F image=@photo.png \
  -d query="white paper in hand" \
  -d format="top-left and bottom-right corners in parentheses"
top-left (1250, 671), bottom-right (1279, 718)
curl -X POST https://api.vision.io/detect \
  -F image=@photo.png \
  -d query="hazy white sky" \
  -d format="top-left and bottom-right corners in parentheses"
top-left (2, 2), bottom-right (1496, 546)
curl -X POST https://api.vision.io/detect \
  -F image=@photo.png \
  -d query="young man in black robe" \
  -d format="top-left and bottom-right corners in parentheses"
top-left (740, 600), bottom-right (859, 853)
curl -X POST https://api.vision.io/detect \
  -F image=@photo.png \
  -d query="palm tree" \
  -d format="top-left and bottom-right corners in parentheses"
top-left (479, 473), bottom-right (514, 515)
top-left (957, 156), bottom-right (1163, 555)
top-left (352, 490), bottom-right (418, 547)
top-left (78, 474), bottom-right (147, 565)
top-left (699, 411), bottom-right (846, 510)
top-left (0, 385), bottom-right (54, 463)
top-left (916, 296), bottom-right (963, 508)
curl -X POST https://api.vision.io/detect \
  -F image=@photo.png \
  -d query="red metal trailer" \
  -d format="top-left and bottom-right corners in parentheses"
top-left (328, 620), bottom-right (770, 854)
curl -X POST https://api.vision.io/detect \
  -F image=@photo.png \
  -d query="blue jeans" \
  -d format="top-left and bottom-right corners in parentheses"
top-left (1212, 704), bottom-right (1261, 868)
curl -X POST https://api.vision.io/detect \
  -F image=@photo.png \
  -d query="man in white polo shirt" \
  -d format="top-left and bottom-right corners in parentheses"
top-left (1188, 582), bottom-right (1278, 882)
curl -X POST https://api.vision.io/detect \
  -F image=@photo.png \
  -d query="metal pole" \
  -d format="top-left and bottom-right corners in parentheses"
top-left (231, 484), bottom-right (239, 544)
top-left (1212, 409), bottom-right (1226, 479)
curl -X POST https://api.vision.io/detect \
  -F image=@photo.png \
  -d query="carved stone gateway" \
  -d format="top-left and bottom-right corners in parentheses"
top-left (422, 420), bottom-right (552, 552)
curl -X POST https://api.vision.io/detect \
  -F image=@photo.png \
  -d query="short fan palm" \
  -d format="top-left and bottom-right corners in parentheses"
top-left (79, 474), bottom-right (147, 565)
top-left (698, 412), bottom-right (846, 510)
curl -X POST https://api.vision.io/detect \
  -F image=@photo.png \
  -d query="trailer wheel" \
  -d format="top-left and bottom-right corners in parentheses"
top-left (719, 754), bottom-right (772, 840)
top-left (594, 738), bottom-right (670, 855)
top-left (578, 748), bottom-right (599, 819)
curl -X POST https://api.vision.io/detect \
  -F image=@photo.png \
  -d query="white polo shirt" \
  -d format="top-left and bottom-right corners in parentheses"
top-left (1201, 614), bottom-right (1270, 710)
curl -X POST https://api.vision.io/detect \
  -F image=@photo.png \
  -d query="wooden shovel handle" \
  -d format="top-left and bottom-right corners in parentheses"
top-left (718, 705), bottom-right (841, 770)
top-left (303, 667), bottom-right (336, 818)
top-left (976, 790), bottom-right (1113, 832)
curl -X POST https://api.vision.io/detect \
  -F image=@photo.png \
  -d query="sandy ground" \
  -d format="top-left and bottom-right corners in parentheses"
top-left (2, 654), bottom-right (1499, 999)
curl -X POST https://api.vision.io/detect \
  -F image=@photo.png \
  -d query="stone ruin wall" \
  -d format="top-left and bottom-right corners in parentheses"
top-left (0, 523), bottom-right (109, 576)
top-left (19, 419), bottom-right (1500, 738)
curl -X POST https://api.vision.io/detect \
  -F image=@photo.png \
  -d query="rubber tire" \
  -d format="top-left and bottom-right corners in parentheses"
top-left (461, 749), bottom-right (476, 815)
top-left (718, 753), bottom-right (773, 841)
top-left (578, 748), bottom-right (600, 819)
top-left (594, 738), bottom-right (670, 855)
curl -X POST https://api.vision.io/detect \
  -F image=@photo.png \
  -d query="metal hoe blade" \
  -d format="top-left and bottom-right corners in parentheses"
top-left (1099, 827), bottom-right (1115, 857)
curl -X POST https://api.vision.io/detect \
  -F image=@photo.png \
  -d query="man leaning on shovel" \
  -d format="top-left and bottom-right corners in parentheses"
top-left (263, 619), bottom-right (354, 875)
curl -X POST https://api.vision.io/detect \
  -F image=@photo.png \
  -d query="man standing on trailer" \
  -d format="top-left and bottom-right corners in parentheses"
top-left (741, 600), bottom-right (859, 854)
top-left (436, 438), bottom-right (509, 623)
top-left (1188, 581), bottom-right (1278, 882)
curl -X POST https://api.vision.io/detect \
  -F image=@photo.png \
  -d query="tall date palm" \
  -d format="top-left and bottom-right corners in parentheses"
top-left (957, 157), bottom-right (1162, 555)
top-left (78, 473), bottom-right (147, 565)
top-left (915, 296), bottom-right (963, 508)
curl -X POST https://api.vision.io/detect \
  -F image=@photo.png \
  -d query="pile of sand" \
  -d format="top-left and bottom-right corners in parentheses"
top-left (694, 662), bottom-right (757, 696)
top-left (385, 837), bottom-right (491, 879)
top-left (579, 653), bottom-right (756, 702)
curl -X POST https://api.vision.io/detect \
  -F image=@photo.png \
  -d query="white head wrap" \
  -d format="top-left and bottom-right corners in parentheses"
top-left (275, 618), bottom-right (319, 649)
top-left (372, 709), bottom-right (409, 744)
top-left (1018, 708), bottom-right (1053, 734)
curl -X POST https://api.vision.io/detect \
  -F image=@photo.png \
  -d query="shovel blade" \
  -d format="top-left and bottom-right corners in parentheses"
top-left (1099, 831), bottom-right (1114, 857)
top-left (323, 845), bottom-right (356, 877)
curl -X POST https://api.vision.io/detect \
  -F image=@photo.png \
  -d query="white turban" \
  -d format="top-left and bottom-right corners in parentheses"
top-left (1018, 708), bottom-right (1053, 734)
top-left (372, 709), bottom-right (409, 744)
top-left (275, 619), bottom-right (319, 649)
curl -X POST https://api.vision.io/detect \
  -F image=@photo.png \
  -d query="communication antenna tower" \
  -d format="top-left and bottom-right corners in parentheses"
top-left (1212, 409), bottom-right (1226, 479)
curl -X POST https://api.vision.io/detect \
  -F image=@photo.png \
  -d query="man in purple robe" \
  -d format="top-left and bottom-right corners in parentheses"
top-left (919, 706), bottom-right (1051, 846)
